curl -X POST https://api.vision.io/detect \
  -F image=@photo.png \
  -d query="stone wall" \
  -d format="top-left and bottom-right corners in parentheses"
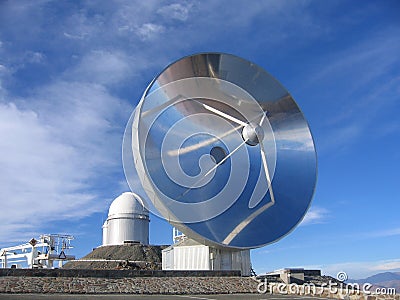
top-left (0, 269), bottom-right (240, 278)
top-left (0, 276), bottom-right (258, 294)
top-left (1, 270), bottom-right (398, 298)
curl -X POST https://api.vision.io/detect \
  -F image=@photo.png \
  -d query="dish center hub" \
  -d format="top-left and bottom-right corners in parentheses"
top-left (242, 122), bottom-right (264, 146)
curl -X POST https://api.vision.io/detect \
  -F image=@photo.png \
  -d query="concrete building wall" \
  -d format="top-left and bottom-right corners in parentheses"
top-left (173, 245), bottom-right (209, 270)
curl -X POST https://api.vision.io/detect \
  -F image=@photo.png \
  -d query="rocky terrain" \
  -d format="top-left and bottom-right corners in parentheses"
top-left (63, 244), bottom-right (169, 270)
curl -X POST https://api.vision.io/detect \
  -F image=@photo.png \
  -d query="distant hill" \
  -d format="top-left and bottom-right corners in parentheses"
top-left (363, 272), bottom-right (400, 284)
top-left (350, 272), bottom-right (400, 291)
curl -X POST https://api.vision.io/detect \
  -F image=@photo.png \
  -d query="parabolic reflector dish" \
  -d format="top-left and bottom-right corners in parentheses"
top-left (123, 53), bottom-right (317, 249)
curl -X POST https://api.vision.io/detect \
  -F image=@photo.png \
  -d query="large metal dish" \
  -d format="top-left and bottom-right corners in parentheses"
top-left (125, 53), bottom-right (317, 249)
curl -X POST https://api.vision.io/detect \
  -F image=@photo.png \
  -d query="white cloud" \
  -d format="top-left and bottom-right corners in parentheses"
top-left (300, 206), bottom-right (329, 226)
top-left (61, 9), bottom-right (98, 41)
top-left (63, 32), bottom-right (86, 40)
top-left (157, 3), bottom-right (192, 21)
top-left (136, 23), bottom-right (165, 41)
top-left (0, 64), bottom-right (9, 95)
top-left (65, 50), bottom-right (133, 86)
top-left (0, 102), bottom-right (93, 239)
top-left (24, 51), bottom-right (45, 64)
top-left (0, 80), bottom-right (130, 243)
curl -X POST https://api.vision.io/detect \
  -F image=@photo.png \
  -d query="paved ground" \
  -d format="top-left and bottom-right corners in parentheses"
top-left (0, 294), bottom-right (332, 300)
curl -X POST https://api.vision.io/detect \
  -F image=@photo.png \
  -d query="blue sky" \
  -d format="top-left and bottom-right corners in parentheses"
top-left (0, 1), bottom-right (399, 279)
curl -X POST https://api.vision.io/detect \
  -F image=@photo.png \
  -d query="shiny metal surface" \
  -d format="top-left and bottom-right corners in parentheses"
top-left (125, 53), bottom-right (317, 249)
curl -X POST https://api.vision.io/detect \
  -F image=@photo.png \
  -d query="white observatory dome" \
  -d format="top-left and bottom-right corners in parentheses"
top-left (108, 192), bottom-right (149, 217)
top-left (102, 192), bottom-right (149, 246)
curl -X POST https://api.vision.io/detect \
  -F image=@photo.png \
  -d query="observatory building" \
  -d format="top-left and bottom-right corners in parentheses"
top-left (162, 229), bottom-right (251, 276)
top-left (102, 192), bottom-right (149, 246)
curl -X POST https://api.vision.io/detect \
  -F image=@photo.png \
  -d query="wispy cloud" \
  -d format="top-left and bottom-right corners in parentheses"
top-left (317, 123), bottom-right (363, 153)
top-left (64, 50), bottom-right (133, 86)
top-left (309, 27), bottom-right (400, 154)
top-left (306, 258), bottom-right (400, 280)
top-left (310, 33), bottom-right (400, 90)
top-left (370, 259), bottom-right (400, 272)
top-left (300, 206), bottom-right (329, 226)
top-left (364, 227), bottom-right (400, 239)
